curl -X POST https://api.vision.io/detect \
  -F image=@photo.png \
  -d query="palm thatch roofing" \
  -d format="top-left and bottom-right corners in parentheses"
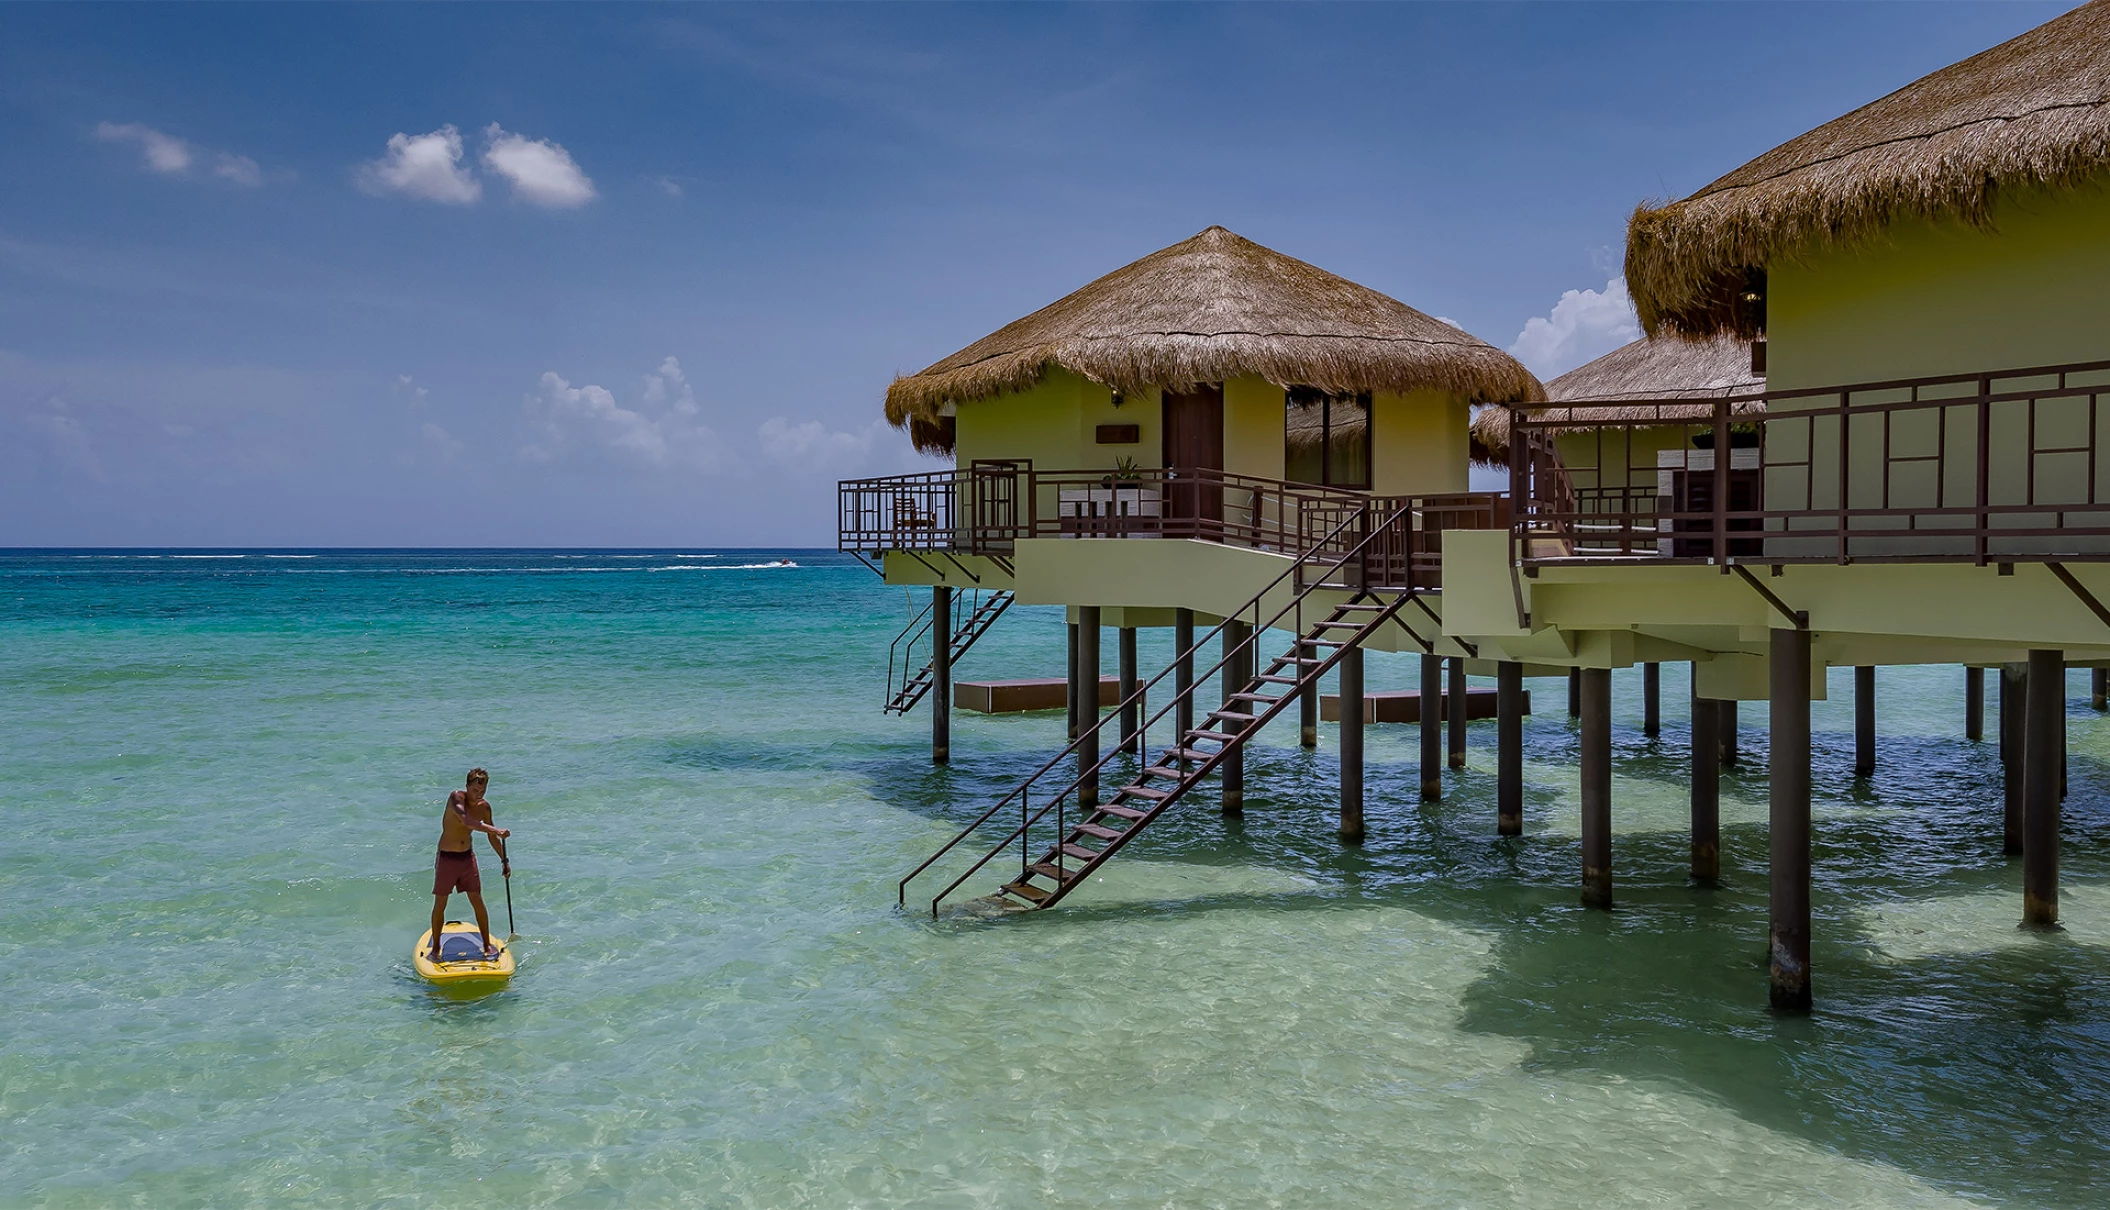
top-left (887, 226), bottom-right (1544, 454)
top-left (1626, 0), bottom-right (2110, 339)
top-left (1470, 333), bottom-right (1764, 465)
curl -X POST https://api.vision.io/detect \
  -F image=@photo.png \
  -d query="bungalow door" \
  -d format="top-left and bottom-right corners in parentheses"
top-left (1162, 385), bottom-right (1224, 538)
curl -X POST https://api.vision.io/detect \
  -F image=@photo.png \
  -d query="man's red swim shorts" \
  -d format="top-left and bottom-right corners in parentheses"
top-left (434, 847), bottom-right (481, 895)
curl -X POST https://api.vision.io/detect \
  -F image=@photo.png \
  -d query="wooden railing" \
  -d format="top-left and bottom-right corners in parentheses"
top-left (1509, 359), bottom-right (2110, 568)
top-left (840, 464), bottom-right (1506, 588)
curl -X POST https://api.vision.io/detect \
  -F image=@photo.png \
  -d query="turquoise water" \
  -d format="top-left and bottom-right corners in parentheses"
top-left (4, 550), bottom-right (2109, 1207)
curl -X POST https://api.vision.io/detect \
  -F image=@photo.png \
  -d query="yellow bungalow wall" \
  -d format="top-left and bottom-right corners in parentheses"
top-left (1768, 178), bottom-right (2110, 392)
top-left (948, 369), bottom-right (1471, 497)
top-left (1760, 178), bottom-right (2110, 553)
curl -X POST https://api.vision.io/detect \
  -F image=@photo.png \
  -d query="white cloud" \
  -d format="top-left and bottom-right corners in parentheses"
top-left (1508, 276), bottom-right (1641, 380)
top-left (521, 357), bottom-right (716, 470)
top-left (96, 123), bottom-right (275, 187)
top-left (654, 176), bottom-right (684, 198)
top-left (96, 122), bottom-right (193, 174)
top-left (213, 153), bottom-right (264, 187)
top-left (357, 125), bottom-right (481, 204)
top-left (757, 416), bottom-right (896, 469)
top-left (482, 124), bottom-right (596, 208)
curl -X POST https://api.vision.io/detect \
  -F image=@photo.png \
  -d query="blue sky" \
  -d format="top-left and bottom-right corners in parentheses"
top-left (0, 1), bottom-right (2070, 547)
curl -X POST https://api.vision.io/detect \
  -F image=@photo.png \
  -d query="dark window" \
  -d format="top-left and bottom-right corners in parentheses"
top-left (1285, 388), bottom-right (1371, 488)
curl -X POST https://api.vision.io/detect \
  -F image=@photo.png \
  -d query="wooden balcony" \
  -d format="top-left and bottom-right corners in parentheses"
top-left (1507, 358), bottom-right (2110, 570)
top-left (837, 463), bottom-right (1506, 591)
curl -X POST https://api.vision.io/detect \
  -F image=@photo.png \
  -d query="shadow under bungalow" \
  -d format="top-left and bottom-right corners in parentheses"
top-left (840, 1), bottom-right (2110, 1012)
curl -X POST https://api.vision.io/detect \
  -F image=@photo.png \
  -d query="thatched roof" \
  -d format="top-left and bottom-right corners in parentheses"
top-left (1470, 333), bottom-right (1764, 464)
top-left (1626, 0), bottom-right (2110, 339)
top-left (887, 226), bottom-right (1544, 453)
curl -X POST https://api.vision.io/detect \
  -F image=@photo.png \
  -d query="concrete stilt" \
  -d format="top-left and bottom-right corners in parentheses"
top-left (1340, 643), bottom-right (1364, 843)
top-left (2001, 662), bottom-right (2025, 855)
top-left (1448, 657), bottom-right (1468, 769)
top-left (1568, 667), bottom-right (1581, 719)
top-left (1421, 654), bottom-right (1444, 801)
top-left (1965, 666), bottom-right (1985, 741)
top-left (1077, 608), bottom-right (1100, 808)
top-left (2094, 667), bottom-right (2107, 711)
top-left (1690, 671), bottom-right (1720, 884)
top-left (2024, 648), bottom-right (2064, 927)
top-left (1174, 609), bottom-right (1195, 743)
top-left (1066, 621), bottom-right (1080, 741)
top-left (1854, 665), bottom-right (1876, 778)
top-left (1579, 667), bottom-right (1613, 910)
top-left (1118, 627), bottom-right (1139, 756)
top-left (1221, 619), bottom-right (1250, 814)
top-left (1300, 643), bottom-right (1318, 748)
top-left (1497, 662), bottom-right (1523, 836)
top-left (1643, 662), bottom-right (1661, 738)
top-left (1770, 626), bottom-right (1813, 1013)
top-left (932, 586), bottom-right (952, 765)
top-left (1720, 699), bottom-right (1740, 767)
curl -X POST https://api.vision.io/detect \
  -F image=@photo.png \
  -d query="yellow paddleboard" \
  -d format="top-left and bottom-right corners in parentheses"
top-left (414, 922), bottom-right (516, 983)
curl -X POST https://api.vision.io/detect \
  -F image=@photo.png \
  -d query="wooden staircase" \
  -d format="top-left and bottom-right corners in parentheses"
top-left (884, 590), bottom-right (1014, 715)
top-left (995, 593), bottom-right (1418, 909)
top-left (899, 501), bottom-right (1439, 917)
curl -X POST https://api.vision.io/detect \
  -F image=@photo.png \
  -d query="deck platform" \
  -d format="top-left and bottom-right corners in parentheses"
top-left (956, 676), bottom-right (1120, 714)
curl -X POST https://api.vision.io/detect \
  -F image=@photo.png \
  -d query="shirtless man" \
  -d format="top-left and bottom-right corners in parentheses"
top-left (431, 767), bottom-right (511, 960)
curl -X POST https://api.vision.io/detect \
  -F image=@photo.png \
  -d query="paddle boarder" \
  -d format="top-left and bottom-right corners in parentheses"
top-left (430, 768), bottom-right (510, 961)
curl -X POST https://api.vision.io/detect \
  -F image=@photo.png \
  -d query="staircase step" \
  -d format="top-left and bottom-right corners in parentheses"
top-left (1254, 674), bottom-right (1302, 686)
top-left (1028, 862), bottom-right (1083, 883)
top-left (1112, 786), bottom-right (1171, 802)
top-left (1000, 881), bottom-right (1052, 904)
top-left (1208, 709), bottom-right (1257, 724)
top-left (1335, 602), bottom-right (1391, 611)
top-left (1181, 730), bottom-right (1232, 744)
top-left (1314, 619), bottom-right (1366, 629)
top-left (1164, 747), bottom-right (1218, 763)
top-left (1074, 822), bottom-right (1127, 841)
top-left (1060, 842), bottom-right (1103, 861)
top-left (1228, 692), bottom-right (1282, 704)
top-left (1096, 802), bottom-right (1150, 818)
top-left (1140, 763), bottom-right (1196, 780)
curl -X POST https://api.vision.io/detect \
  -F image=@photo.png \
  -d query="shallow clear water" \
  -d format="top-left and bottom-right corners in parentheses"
top-left (3, 550), bottom-right (2108, 1207)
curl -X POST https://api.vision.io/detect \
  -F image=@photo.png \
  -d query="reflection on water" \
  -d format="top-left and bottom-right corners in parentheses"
top-left (2, 551), bottom-right (2107, 1206)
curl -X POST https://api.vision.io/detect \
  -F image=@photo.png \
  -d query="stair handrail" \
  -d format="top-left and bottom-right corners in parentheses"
top-left (900, 501), bottom-right (1428, 913)
top-left (884, 592), bottom-right (940, 712)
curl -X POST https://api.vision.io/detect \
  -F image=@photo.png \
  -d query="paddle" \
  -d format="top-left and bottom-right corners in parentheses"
top-left (498, 837), bottom-right (516, 940)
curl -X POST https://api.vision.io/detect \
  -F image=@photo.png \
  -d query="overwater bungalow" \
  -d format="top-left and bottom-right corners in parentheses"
top-left (844, 1), bottom-right (2110, 1011)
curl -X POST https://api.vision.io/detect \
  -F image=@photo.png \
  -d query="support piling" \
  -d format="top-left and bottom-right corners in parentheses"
top-left (1497, 662), bottom-right (1523, 836)
top-left (1643, 663), bottom-right (1661, 737)
top-left (1769, 626), bottom-right (1813, 1013)
top-left (1222, 619), bottom-right (1249, 814)
top-left (1690, 672), bottom-right (1720, 884)
top-left (1065, 622), bottom-right (1080, 741)
top-left (2001, 663), bottom-right (2025, 855)
top-left (1174, 608), bottom-right (1195, 743)
top-left (1300, 647), bottom-right (1318, 748)
top-left (1448, 657), bottom-right (1468, 769)
top-left (932, 586), bottom-right (951, 765)
top-left (1720, 699), bottom-right (1740, 767)
top-left (2024, 648), bottom-right (2064, 927)
top-left (1965, 666), bottom-right (1985, 741)
top-left (1421, 654), bottom-right (1443, 801)
top-left (1118, 627), bottom-right (1139, 756)
top-left (1076, 608), bottom-right (1100, 807)
top-left (1579, 667), bottom-right (1612, 910)
top-left (1340, 643), bottom-right (1364, 843)
top-left (1854, 665), bottom-right (1876, 778)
